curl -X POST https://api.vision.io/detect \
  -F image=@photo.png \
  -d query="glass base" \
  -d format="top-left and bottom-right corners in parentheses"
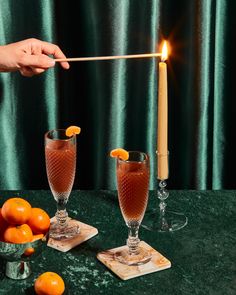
top-left (49, 219), bottom-right (80, 240)
top-left (142, 209), bottom-right (188, 232)
top-left (6, 261), bottom-right (31, 280)
top-left (115, 246), bottom-right (152, 266)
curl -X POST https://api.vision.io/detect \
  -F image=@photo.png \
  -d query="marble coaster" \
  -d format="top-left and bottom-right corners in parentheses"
top-left (47, 218), bottom-right (98, 252)
top-left (97, 241), bottom-right (171, 280)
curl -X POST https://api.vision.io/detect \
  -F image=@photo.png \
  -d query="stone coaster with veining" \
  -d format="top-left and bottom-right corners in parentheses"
top-left (97, 241), bottom-right (171, 280)
top-left (47, 218), bottom-right (98, 252)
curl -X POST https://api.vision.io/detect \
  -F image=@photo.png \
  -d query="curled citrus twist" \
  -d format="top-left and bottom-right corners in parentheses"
top-left (110, 148), bottom-right (129, 161)
top-left (66, 126), bottom-right (81, 137)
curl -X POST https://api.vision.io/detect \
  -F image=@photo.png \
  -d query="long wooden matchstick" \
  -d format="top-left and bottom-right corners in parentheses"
top-left (54, 52), bottom-right (161, 62)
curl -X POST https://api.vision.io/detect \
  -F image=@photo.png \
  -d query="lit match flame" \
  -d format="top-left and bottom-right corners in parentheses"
top-left (161, 41), bottom-right (168, 62)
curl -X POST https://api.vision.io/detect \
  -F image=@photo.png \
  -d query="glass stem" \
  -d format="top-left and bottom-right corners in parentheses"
top-left (127, 223), bottom-right (140, 255)
top-left (158, 180), bottom-right (169, 219)
top-left (56, 198), bottom-right (68, 227)
top-left (160, 200), bottom-right (166, 217)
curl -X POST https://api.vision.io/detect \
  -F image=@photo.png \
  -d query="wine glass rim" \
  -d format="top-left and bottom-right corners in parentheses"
top-left (45, 129), bottom-right (75, 141)
top-left (118, 151), bottom-right (149, 163)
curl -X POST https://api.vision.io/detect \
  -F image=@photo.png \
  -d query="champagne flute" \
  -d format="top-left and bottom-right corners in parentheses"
top-left (115, 151), bottom-right (151, 265)
top-left (45, 129), bottom-right (79, 240)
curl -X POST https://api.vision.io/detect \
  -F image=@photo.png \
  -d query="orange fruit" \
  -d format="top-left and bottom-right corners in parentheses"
top-left (65, 125), bottom-right (81, 137)
top-left (27, 208), bottom-right (50, 234)
top-left (34, 272), bottom-right (65, 295)
top-left (0, 208), bottom-right (8, 236)
top-left (24, 247), bottom-right (35, 256)
top-left (4, 224), bottom-right (33, 244)
top-left (24, 234), bottom-right (44, 257)
top-left (110, 148), bottom-right (129, 161)
top-left (31, 233), bottom-right (44, 242)
top-left (1, 198), bottom-right (32, 225)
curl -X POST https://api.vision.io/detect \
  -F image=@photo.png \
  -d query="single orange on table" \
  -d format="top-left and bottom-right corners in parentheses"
top-left (27, 208), bottom-right (50, 235)
top-left (65, 125), bottom-right (81, 137)
top-left (34, 272), bottom-right (65, 295)
top-left (110, 148), bottom-right (129, 161)
top-left (1, 197), bottom-right (32, 225)
top-left (4, 224), bottom-right (33, 244)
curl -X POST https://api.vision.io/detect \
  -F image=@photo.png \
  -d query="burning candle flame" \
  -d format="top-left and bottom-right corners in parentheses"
top-left (161, 41), bottom-right (168, 62)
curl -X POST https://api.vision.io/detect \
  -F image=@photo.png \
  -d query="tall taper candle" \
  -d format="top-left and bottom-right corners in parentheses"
top-left (157, 41), bottom-right (169, 180)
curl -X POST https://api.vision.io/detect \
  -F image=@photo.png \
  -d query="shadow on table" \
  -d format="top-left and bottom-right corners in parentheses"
top-left (69, 237), bottom-right (104, 257)
top-left (25, 285), bottom-right (71, 295)
top-left (25, 286), bottom-right (34, 295)
top-left (0, 258), bottom-right (6, 279)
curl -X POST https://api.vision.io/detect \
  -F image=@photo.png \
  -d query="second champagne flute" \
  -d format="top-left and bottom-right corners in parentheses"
top-left (45, 128), bottom-right (79, 240)
top-left (115, 151), bottom-right (151, 265)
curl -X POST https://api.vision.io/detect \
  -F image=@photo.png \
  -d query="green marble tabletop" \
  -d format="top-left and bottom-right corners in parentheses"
top-left (0, 190), bottom-right (236, 295)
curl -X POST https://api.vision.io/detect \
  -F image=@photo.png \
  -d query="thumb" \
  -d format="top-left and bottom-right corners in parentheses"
top-left (19, 54), bottom-right (55, 69)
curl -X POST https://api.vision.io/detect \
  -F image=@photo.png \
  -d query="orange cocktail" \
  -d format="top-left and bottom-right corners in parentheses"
top-left (111, 150), bottom-right (151, 266)
top-left (45, 127), bottom-right (80, 240)
top-left (117, 159), bottom-right (149, 224)
top-left (45, 140), bottom-right (76, 200)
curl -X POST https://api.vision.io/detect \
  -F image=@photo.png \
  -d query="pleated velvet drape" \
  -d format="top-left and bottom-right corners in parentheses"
top-left (0, 0), bottom-right (235, 190)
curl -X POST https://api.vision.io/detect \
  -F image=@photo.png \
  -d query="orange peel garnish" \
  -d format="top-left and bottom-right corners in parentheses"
top-left (66, 126), bottom-right (81, 137)
top-left (110, 148), bottom-right (129, 161)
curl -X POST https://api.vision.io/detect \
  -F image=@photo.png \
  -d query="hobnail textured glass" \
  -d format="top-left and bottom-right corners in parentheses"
top-left (117, 163), bottom-right (149, 225)
top-left (46, 146), bottom-right (76, 202)
top-left (45, 129), bottom-right (79, 240)
top-left (115, 151), bottom-right (152, 265)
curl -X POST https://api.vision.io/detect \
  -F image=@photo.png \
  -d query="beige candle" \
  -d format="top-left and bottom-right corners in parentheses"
top-left (157, 41), bottom-right (169, 180)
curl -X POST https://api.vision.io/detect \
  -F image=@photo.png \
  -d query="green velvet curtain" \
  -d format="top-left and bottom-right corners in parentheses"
top-left (0, 0), bottom-right (235, 190)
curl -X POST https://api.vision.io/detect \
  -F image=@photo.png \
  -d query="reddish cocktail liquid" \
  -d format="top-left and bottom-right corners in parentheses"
top-left (45, 141), bottom-right (76, 200)
top-left (117, 161), bottom-right (149, 223)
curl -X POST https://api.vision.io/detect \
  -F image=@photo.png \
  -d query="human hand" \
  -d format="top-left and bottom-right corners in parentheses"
top-left (0, 38), bottom-right (70, 76)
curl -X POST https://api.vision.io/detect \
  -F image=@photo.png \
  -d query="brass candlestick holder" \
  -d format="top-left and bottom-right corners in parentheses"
top-left (142, 151), bottom-right (188, 232)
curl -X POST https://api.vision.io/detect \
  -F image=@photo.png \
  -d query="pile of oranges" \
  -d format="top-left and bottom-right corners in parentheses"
top-left (0, 197), bottom-right (65, 294)
top-left (0, 197), bottom-right (50, 244)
